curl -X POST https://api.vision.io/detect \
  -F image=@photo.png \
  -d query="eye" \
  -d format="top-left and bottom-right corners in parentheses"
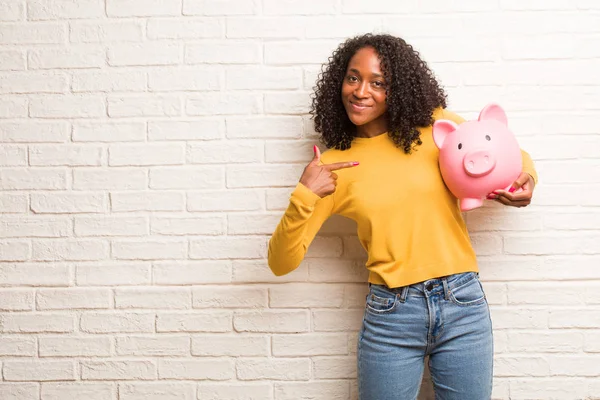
top-left (458, 143), bottom-right (462, 150)
top-left (347, 76), bottom-right (358, 82)
top-left (485, 135), bottom-right (491, 141)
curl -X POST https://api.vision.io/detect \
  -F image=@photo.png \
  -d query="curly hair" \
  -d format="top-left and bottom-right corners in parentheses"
top-left (310, 33), bottom-right (447, 154)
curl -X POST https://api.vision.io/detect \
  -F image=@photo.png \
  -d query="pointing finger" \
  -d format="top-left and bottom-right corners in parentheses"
top-left (323, 161), bottom-right (360, 171)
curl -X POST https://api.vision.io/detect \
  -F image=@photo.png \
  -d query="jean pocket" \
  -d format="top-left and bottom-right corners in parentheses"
top-left (365, 288), bottom-right (398, 314)
top-left (448, 275), bottom-right (486, 307)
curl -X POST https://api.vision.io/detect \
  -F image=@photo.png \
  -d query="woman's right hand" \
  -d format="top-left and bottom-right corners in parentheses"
top-left (299, 145), bottom-right (360, 198)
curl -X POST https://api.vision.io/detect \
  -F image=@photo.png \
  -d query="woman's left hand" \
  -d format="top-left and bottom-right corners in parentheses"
top-left (487, 172), bottom-right (535, 208)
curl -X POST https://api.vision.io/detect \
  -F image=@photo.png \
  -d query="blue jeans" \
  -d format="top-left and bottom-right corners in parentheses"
top-left (357, 271), bottom-right (493, 400)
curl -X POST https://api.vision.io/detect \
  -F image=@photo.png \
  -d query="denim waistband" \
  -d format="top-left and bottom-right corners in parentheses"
top-left (369, 271), bottom-right (479, 301)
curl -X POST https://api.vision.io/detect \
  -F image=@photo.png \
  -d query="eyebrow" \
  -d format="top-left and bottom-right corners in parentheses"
top-left (349, 68), bottom-right (383, 78)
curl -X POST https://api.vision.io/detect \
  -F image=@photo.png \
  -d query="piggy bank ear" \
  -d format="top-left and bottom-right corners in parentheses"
top-left (432, 120), bottom-right (459, 149)
top-left (478, 103), bottom-right (508, 126)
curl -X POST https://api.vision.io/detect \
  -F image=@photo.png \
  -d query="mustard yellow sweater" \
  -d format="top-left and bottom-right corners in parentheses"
top-left (268, 108), bottom-right (538, 288)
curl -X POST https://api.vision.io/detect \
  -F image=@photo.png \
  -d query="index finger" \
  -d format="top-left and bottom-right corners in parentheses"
top-left (323, 161), bottom-right (359, 171)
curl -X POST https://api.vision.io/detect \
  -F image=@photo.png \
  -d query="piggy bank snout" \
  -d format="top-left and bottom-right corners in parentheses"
top-left (463, 149), bottom-right (496, 177)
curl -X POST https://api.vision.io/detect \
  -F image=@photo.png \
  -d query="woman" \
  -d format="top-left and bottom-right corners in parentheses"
top-left (268, 34), bottom-right (537, 400)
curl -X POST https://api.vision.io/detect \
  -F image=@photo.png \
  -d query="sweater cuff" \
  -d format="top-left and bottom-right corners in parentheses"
top-left (291, 182), bottom-right (321, 207)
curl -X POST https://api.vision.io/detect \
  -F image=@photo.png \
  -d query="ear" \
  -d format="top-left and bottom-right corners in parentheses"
top-left (432, 120), bottom-right (459, 149)
top-left (478, 103), bottom-right (508, 126)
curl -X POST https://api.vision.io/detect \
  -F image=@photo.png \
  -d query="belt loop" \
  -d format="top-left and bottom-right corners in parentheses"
top-left (399, 285), bottom-right (408, 303)
top-left (442, 278), bottom-right (449, 300)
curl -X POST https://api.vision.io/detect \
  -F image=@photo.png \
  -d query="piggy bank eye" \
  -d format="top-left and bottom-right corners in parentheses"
top-left (485, 135), bottom-right (491, 141)
top-left (458, 143), bottom-right (463, 150)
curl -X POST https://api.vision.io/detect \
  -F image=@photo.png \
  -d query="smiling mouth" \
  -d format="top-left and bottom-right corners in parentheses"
top-left (349, 101), bottom-right (370, 111)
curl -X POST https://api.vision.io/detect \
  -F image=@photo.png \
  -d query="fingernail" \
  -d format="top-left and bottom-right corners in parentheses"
top-left (352, 162), bottom-right (359, 166)
top-left (508, 187), bottom-right (516, 193)
top-left (313, 145), bottom-right (317, 153)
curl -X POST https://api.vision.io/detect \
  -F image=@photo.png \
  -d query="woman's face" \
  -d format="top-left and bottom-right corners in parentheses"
top-left (341, 46), bottom-right (389, 135)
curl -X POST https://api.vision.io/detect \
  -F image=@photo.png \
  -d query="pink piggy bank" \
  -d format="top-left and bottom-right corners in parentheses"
top-left (433, 103), bottom-right (522, 212)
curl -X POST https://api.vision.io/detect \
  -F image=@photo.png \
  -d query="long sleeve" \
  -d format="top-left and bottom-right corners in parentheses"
top-left (267, 181), bottom-right (335, 276)
top-left (440, 108), bottom-right (538, 184)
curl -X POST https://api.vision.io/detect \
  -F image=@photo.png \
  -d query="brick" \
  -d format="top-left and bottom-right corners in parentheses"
top-left (115, 336), bottom-right (189, 356)
top-left (110, 192), bottom-right (184, 212)
top-left (226, 116), bottom-right (303, 139)
top-left (153, 261), bottom-right (231, 284)
top-left (107, 0), bottom-right (181, 16)
top-left (226, 66), bottom-right (301, 90)
top-left (150, 166), bottom-right (223, 189)
top-left (0, 97), bottom-right (27, 118)
top-left (73, 121), bottom-right (146, 142)
top-left (313, 357), bottom-right (357, 379)
top-left (193, 286), bottom-right (267, 308)
top-left (112, 240), bottom-right (187, 260)
top-left (0, 289), bottom-right (33, 310)
top-left (30, 95), bottom-right (106, 118)
top-left (31, 193), bottom-right (107, 213)
top-left (489, 308), bottom-right (548, 329)
top-left (0, 168), bottom-right (67, 190)
top-left (185, 41), bottom-right (262, 64)
top-left (76, 263), bottom-right (150, 286)
top-left (41, 383), bottom-right (114, 400)
top-left (197, 383), bottom-right (272, 400)
top-left (237, 358), bottom-right (310, 381)
top-left (187, 140), bottom-right (262, 164)
top-left (183, 0), bottom-right (257, 15)
top-left (186, 93), bottom-right (261, 115)
top-left (264, 92), bottom-right (311, 114)
top-left (342, 0), bottom-right (416, 13)
top-left (149, 67), bottom-right (221, 92)
top-left (70, 21), bottom-right (144, 43)
top-left (265, 42), bottom-right (336, 65)
top-left (157, 311), bottom-right (232, 333)
top-left (119, 383), bottom-right (195, 400)
top-left (0, 384), bottom-right (38, 400)
top-left (108, 43), bottom-right (181, 66)
top-left (227, 165), bottom-right (304, 188)
top-left (0, 263), bottom-right (70, 286)
top-left (151, 215), bottom-right (225, 235)
top-left (187, 190), bottom-right (262, 212)
top-left (148, 119), bottom-right (224, 141)
top-left (81, 360), bottom-right (156, 380)
top-left (0, 22), bottom-right (66, 44)
top-left (510, 378), bottom-right (587, 399)
top-left (0, 240), bottom-right (30, 261)
top-left (264, 0), bottom-right (336, 15)
top-left (0, 216), bottom-right (71, 240)
top-left (72, 70), bottom-right (146, 92)
top-left (147, 18), bottom-right (223, 39)
top-left (190, 237), bottom-right (267, 259)
top-left (508, 331), bottom-right (583, 352)
top-left (0, 71), bottom-right (66, 94)
top-left (80, 312), bottom-right (154, 333)
top-left (75, 216), bottom-right (148, 237)
top-left (115, 287), bottom-right (191, 309)
top-left (234, 310), bottom-right (309, 333)
top-left (109, 143), bottom-right (185, 166)
top-left (29, 46), bottom-right (105, 69)
top-left (265, 140), bottom-right (319, 162)
top-left (312, 310), bottom-right (363, 332)
top-left (0, 2), bottom-right (25, 21)
top-left (158, 359), bottom-right (234, 380)
top-left (549, 310), bottom-right (600, 328)
top-left (228, 213), bottom-right (281, 235)
top-left (272, 333), bottom-right (347, 356)
top-left (3, 361), bottom-right (75, 381)
top-left (227, 17), bottom-right (304, 38)
top-left (29, 144), bottom-right (102, 166)
top-left (233, 260), bottom-right (308, 283)
top-left (508, 283), bottom-right (585, 305)
top-left (32, 239), bottom-right (109, 261)
top-left (39, 337), bottom-right (111, 357)
top-left (270, 283), bottom-right (344, 308)
top-left (108, 95), bottom-right (181, 117)
top-left (0, 145), bottom-right (26, 166)
top-left (192, 334), bottom-right (267, 356)
top-left (0, 313), bottom-right (74, 333)
top-left (275, 381), bottom-right (350, 399)
top-left (0, 337), bottom-right (36, 356)
top-left (27, 0), bottom-right (104, 20)
top-left (37, 288), bottom-right (111, 310)
top-left (547, 355), bottom-right (600, 376)
top-left (73, 168), bottom-right (147, 190)
top-left (504, 233), bottom-right (600, 255)
top-left (466, 209), bottom-right (542, 232)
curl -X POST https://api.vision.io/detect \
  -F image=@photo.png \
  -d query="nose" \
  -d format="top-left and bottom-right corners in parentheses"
top-left (353, 81), bottom-right (369, 98)
top-left (463, 149), bottom-right (496, 177)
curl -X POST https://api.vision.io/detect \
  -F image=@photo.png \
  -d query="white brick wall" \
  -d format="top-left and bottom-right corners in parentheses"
top-left (0, 1), bottom-right (598, 399)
